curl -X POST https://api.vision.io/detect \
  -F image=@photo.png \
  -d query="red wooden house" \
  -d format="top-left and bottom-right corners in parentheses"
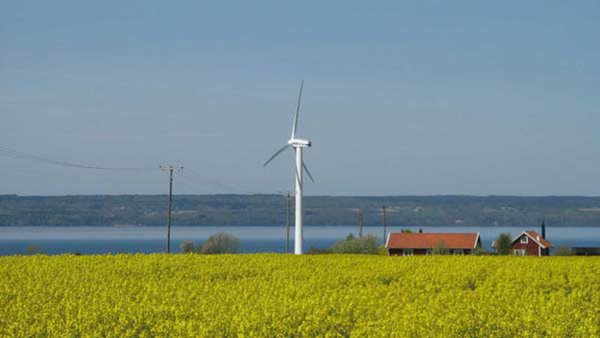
top-left (508, 231), bottom-right (551, 256)
top-left (386, 232), bottom-right (482, 256)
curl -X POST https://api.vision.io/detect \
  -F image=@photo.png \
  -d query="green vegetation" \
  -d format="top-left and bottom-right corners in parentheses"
top-left (179, 232), bottom-right (240, 254)
top-left (494, 233), bottom-right (513, 255)
top-left (2, 194), bottom-right (600, 226)
top-left (471, 247), bottom-right (489, 255)
top-left (331, 234), bottom-right (380, 254)
top-left (198, 232), bottom-right (240, 254)
top-left (179, 240), bottom-right (197, 253)
top-left (431, 240), bottom-right (450, 255)
top-left (553, 246), bottom-right (574, 256)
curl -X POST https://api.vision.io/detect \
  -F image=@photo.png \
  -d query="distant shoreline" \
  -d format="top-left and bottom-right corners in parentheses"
top-left (1, 224), bottom-right (599, 228)
top-left (2, 195), bottom-right (600, 227)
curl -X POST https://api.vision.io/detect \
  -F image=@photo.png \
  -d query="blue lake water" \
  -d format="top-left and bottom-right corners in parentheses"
top-left (0, 225), bottom-right (599, 255)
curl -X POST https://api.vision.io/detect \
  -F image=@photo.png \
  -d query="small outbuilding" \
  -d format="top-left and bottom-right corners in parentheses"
top-left (386, 232), bottom-right (482, 256)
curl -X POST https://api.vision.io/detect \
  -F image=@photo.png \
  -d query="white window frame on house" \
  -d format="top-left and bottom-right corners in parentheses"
top-left (403, 249), bottom-right (414, 256)
top-left (514, 249), bottom-right (526, 256)
top-left (520, 236), bottom-right (529, 244)
top-left (452, 249), bottom-right (464, 255)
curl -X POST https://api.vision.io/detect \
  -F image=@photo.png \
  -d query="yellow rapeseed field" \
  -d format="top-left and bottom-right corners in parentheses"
top-left (0, 254), bottom-right (598, 337)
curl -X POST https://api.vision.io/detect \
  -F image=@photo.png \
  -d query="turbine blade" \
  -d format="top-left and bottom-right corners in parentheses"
top-left (291, 80), bottom-right (304, 139)
top-left (263, 145), bottom-right (289, 167)
top-left (302, 160), bottom-right (315, 183)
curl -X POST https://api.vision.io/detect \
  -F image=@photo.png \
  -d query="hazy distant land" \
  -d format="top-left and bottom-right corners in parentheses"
top-left (2, 194), bottom-right (600, 227)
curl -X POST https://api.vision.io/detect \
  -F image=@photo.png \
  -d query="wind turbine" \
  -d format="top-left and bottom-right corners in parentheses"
top-left (264, 80), bottom-right (315, 255)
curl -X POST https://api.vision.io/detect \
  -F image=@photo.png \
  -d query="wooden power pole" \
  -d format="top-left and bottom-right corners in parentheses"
top-left (382, 205), bottom-right (387, 244)
top-left (160, 165), bottom-right (183, 253)
top-left (358, 209), bottom-right (364, 238)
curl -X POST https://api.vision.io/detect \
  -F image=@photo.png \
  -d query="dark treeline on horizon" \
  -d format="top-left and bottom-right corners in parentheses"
top-left (1, 194), bottom-right (600, 227)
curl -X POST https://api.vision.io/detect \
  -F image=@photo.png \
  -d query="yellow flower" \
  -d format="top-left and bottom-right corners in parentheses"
top-left (0, 255), bottom-right (598, 337)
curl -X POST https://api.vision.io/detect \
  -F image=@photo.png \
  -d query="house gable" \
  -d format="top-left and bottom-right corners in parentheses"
top-left (510, 231), bottom-right (551, 256)
top-left (512, 231), bottom-right (550, 249)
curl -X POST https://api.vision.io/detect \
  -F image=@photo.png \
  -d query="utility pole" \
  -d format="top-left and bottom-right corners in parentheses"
top-left (285, 191), bottom-right (292, 253)
top-left (382, 205), bottom-right (387, 244)
top-left (358, 209), bottom-right (364, 238)
top-left (160, 165), bottom-right (183, 253)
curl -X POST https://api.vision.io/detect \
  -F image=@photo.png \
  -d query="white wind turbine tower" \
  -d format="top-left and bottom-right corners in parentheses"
top-left (264, 81), bottom-right (315, 255)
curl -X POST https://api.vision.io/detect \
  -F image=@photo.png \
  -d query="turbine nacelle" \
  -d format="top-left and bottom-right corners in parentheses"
top-left (288, 138), bottom-right (312, 148)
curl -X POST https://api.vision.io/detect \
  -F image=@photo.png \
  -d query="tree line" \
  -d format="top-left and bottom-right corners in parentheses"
top-left (2, 194), bottom-right (600, 227)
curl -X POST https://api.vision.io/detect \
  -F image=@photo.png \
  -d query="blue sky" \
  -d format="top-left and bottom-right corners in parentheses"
top-left (1, 1), bottom-right (599, 196)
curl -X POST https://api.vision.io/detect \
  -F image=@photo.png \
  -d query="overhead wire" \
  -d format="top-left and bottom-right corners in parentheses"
top-left (177, 167), bottom-right (258, 195)
top-left (0, 146), bottom-right (156, 171)
top-left (0, 146), bottom-right (280, 195)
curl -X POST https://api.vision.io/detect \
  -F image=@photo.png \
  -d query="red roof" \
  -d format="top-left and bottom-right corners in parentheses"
top-left (386, 232), bottom-right (480, 249)
top-left (522, 231), bottom-right (552, 248)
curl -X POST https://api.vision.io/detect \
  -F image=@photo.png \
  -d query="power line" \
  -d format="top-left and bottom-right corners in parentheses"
top-left (0, 146), bottom-right (282, 196)
top-left (0, 146), bottom-right (155, 171)
top-left (179, 167), bottom-right (257, 195)
top-left (0, 146), bottom-right (266, 195)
